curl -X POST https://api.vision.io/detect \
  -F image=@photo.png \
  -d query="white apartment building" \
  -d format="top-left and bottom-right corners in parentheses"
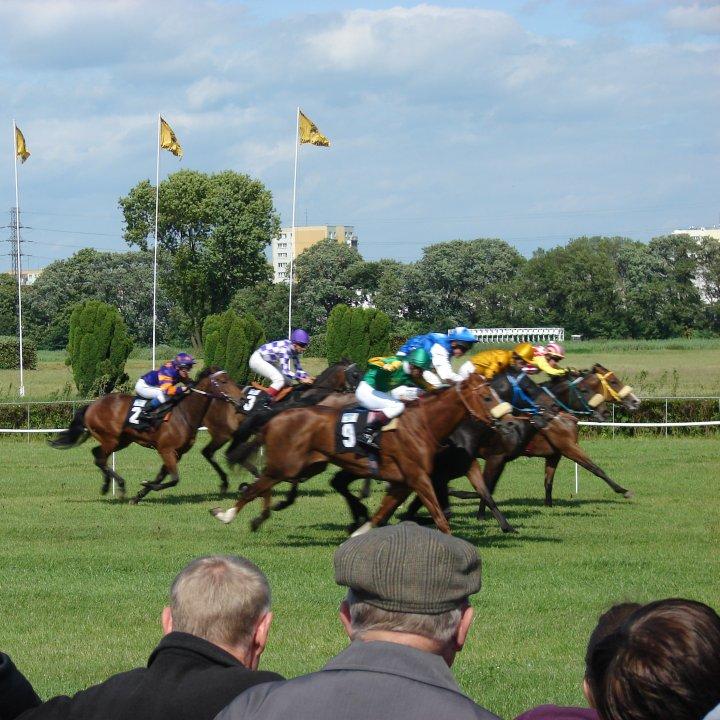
top-left (272, 225), bottom-right (358, 283)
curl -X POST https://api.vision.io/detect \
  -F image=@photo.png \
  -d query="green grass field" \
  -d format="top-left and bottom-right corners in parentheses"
top-left (1, 435), bottom-right (718, 719)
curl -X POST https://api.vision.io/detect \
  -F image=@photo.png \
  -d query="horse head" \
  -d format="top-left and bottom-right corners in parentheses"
top-left (545, 371), bottom-right (609, 421)
top-left (313, 358), bottom-right (361, 393)
top-left (591, 363), bottom-right (641, 410)
top-left (458, 374), bottom-right (522, 453)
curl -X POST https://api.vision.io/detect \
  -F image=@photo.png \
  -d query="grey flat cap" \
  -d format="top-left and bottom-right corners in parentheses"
top-left (334, 522), bottom-right (481, 614)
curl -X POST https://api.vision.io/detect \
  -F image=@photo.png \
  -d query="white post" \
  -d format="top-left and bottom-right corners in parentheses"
top-left (574, 462), bottom-right (579, 495)
top-left (287, 106), bottom-right (300, 337)
top-left (12, 120), bottom-right (25, 397)
top-left (152, 113), bottom-right (161, 368)
top-left (111, 452), bottom-right (116, 497)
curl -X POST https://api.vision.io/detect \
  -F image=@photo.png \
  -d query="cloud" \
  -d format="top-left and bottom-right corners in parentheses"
top-left (665, 2), bottom-right (720, 34)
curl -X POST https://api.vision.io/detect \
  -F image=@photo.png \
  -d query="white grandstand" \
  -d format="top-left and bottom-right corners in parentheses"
top-left (463, 327), bottom-right (565, 344)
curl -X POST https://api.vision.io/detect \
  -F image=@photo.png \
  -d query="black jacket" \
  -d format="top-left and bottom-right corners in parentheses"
top-left (0, 652), bottom-right (41, 720)
top-left (3, 632), bottom-right (282, 720)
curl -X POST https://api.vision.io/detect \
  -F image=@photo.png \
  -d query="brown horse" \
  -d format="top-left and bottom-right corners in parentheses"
top-left (211, 373), bottom-right (517, 534)
top-left (200, 360), bottom-right (362, 492)
top-left (49, 368), bottom-right (238, 503)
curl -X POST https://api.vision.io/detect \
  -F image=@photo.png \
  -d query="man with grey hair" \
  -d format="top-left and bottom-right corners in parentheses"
top-left (216, 522), bottom-right (499, 720)
top-left (0, 555), bottom-right (282, 720)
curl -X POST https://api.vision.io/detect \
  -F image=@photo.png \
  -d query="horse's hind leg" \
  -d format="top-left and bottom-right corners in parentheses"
top-left (352, 484), bottom-right (411, 536)
top-left (544, 453), bottom-right (561, 506)
top-left (466, 464), bottom-right (516, 533)
top-left (130, 465), bottom-right (169, 505)
top-left (330, 470), bottom-right (369, 533)
top-left (144, 449), bottom-right (180, 492)
top-left (92, 444), bottom-right (127, 501)
top-left (250, 491), bottom-right (273, 532)
top-left (201, 439), bottom-right (229, 494)
top-left (272, 483), bottom-right (299, 511)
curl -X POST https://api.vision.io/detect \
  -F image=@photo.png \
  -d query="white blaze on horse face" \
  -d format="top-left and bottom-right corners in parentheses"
top-left (588, 393), bottom-right (605, 408)
top-left (618, 385), bottom-right (633, 399)
top-left (491, 402), bottom-right (513, 419)
top-left (350, 521), bottom-right (373, 537)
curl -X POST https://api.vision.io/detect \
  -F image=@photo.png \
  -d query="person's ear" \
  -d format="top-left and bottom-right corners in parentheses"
top-left (161, 606), bottom-right (173, 635)
top-left (247, 612), bottom-right (273, 670)
top-left (454, 605), bottom-right (474, 651)
top-left (339, 601), bottom-right (353, 639)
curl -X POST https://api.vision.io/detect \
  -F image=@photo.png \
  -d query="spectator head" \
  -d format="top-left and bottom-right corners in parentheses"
top-left (162, 555), bottom-right (272, 670)
top-left (333, 522), bottom-right (481, 667)
top-left (583, 601), bottom-right (642, 705)
top-left (586, 598), bottom-right (720, 720)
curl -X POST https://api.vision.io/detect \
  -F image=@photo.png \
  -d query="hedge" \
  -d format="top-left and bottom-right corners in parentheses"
top-left (0, 336), bottom-right (38, 370)
top-left (326, 305), bottom-right (391, 369)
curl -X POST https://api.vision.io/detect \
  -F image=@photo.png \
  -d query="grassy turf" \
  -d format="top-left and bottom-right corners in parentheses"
top-left (1, 435), bottom-right (717, 719)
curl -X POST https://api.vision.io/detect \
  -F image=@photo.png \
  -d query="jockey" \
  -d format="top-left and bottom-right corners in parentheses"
top-left (530, 342), bottom-right (569, 376)
top-left (248, 329), bottom-right (314, 400)
top-left (397, 327), bottom-right (476, 385)
top-left (135, 352), bottom-right (195, 409)
top-left (459, 342), bottom-right (535, 380)
top-left (355, 348), bottom-right (435, 449)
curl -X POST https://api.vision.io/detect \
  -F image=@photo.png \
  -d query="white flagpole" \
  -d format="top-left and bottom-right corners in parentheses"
top-left (152, 113), bottom-right (161, 368)
top-left (287, 106), bottom-right (300, 337)
top-left (12, 120), bottom-right (25, 397)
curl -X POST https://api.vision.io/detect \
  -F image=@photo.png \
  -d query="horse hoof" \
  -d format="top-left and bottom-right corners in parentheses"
top-left (623, 490), bottom-right (634, 499)
top-left (128, 497), bottom-right (139, 505)
top-left (116, 489), bottom-right (126, 501)
top-left (210, 507), bottom-right (237, 524)
top-left (503, 525), bottom-right (518, 534)
top-left (219, 485), bottom-right (229, 496)
top-left (350, 521), bottom-right (374, 537)
top-left (250, 518), bottom-right (263, 532)
top-left (100, 485), bottom-right (109, 496)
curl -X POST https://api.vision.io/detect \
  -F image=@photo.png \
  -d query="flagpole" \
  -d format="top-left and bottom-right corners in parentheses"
top-left (152, 113), bottom-right (161, 368)
top-left (287, 106), bottom-right (300, 337)
top-left (12, 120), bottom-right (25, 397)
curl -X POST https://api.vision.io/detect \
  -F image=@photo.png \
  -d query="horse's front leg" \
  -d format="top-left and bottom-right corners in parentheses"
top-left (544, 453), bottom-right (561, 506)
top-left (144, 449), bottom-right (180, 491)
top-left (93, 443), bottom-right (127, 501)
top-left (201, 438), bottom-right (229, 494)
top-left (466, 464), bottom-right (516, 533)
top-left (211, 474), bottom-right (281, 524)
top-left (330, 470), bottom-right (369, 533)
top-left (352, 483), bottom-right (411, 536)
top-left (273, 483), bottom-right (299, 511)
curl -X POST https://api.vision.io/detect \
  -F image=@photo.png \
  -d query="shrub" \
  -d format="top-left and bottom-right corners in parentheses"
top-left (203, 310), bottom-right (265, 384)
top-left (0, 336), bottom-right (38, 370)
top-left (305, 332), bottom-right (326, 358)
top-left (66, 301), bottom-right (133, 396)
top-left (326, 305), bottom-right (391, 368)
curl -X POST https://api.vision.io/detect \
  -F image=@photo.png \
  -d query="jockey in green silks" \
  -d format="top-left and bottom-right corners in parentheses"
top-left (354, 348), bottom-right (435, 450)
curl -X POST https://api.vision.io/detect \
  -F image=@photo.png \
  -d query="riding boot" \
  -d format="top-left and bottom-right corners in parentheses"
top-left (358, 411), bottom-right (390, 452)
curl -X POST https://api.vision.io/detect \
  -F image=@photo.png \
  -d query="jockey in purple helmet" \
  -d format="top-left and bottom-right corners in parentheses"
top-left (136, 352), bottom-right (195, 408)
top-left (249, 329), bottom-right (314, 398)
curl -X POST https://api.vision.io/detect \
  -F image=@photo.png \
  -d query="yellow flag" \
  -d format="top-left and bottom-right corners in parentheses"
top-left (159, 117), bottom-right (183, 157)
top-left (15, 126), bottom-right (30, 163)
top-left (298, 110), bottom-right (330, 147)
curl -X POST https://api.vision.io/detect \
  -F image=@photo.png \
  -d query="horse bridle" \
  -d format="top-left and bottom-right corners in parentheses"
top-left (189, 371), bottom-right (244, 407)
top-left (454, 381), bottom-right (512, 425)
top-left (594, 369), bottom-right (633, 403)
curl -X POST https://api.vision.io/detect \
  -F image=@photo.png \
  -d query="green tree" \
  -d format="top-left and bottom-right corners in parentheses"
top-left (0, 275), bottom-right (18, 335)
top-left (326, 304), bottom-right (352, 364)
top-left (326, 304), bottom-right (390, 368)
top-left (404, 239), bottom-right (526, 328)
top-left (24, 249), bottom-right (174, 349)
top-left (119, 169), bottom-right (279, 348)
top-left (231, 280), bottom-right (289, 341)
top-left (293, 239), bottom-right (363, 332)
top-left (66, 300), bottom-right (133, 396)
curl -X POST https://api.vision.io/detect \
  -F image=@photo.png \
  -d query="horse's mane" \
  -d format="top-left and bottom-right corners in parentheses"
top-left (195, 365), bottom-right (223, 381)
top-left (313, 358), bottom-right (357, 389)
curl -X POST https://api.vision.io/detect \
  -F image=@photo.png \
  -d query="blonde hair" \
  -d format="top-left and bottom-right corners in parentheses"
top-left (170, 555), bottom-right (270, 651)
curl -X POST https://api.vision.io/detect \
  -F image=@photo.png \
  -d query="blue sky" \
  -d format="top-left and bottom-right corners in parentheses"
top-left (1, 0), bottom-right (719, 270)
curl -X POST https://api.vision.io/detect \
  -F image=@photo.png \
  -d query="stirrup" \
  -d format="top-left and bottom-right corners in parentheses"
top-left (359, 430), bottom-right (380, 451)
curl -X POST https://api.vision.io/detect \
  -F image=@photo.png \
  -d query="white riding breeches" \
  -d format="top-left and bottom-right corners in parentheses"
top-left (249, 350), bottom-right (285, 391)
top-left (355, 381), bottom-right (405, 419)
top-left (135, 379), bottom-right (166, 403)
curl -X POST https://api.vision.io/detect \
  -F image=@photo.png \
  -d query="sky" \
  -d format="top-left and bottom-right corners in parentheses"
top-left (1, 0), bottom-right (719, 271)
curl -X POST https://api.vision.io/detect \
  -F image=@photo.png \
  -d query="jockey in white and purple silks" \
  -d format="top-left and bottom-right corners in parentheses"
top-left (248, 329), bottom-right (314, 399)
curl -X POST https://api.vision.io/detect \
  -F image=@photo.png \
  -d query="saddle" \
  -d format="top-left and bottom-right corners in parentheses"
top-left (126, 398), bottom-right (174, 431)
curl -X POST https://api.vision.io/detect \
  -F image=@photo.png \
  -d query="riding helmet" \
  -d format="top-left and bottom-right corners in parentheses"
top-left (290, 328), bottom-right (310, 346)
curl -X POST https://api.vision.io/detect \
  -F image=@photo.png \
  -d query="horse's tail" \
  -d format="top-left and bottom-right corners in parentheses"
top-left (49, 406), bottom-right (90, 449)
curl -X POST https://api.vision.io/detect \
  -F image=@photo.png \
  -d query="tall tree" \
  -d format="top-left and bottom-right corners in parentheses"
top-left (119, 169), bottom-right (279, 348)
top-left (24, 249), bottom-right (174, 349)
top-left (231, 280), bottom-right (289, 342)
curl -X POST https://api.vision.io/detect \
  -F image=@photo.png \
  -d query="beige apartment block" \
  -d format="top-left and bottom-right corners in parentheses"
top-left (672, 226), bottom-right (720, 241)
top-left (272, 225), bottom-right (358, 282)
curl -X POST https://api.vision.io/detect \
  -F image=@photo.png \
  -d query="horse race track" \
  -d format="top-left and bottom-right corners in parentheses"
top-left (1, 434), bottom-right (718, 719)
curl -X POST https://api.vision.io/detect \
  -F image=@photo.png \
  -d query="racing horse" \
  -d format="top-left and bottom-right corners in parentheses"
top-left (400, 364), bottom-right (639, 527)
top-left (212, 373), bottom-right (517, 534)
top-left (49, 368), bottom-right (238, 503)
top-left (200, 359), bottom-right (362, 491)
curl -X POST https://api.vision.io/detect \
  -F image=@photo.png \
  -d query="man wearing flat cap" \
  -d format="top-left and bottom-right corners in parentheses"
top-left (215, 523), bottom-right (500, 720)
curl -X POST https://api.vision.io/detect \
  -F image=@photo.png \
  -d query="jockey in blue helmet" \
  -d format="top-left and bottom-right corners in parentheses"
top-left (136, 352), bottom-right (196, 408)
top-left (249, 329), bottom-right (314, 399)
top-left (397, 326), bottom-right (476, 385)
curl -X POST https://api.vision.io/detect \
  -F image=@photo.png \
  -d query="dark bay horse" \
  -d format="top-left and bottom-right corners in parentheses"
top-left (212, 374), bottom-right (517, 534)
top-left (399, 364), bottom-right (639, 528)
top-left (50, 368), bottom-right (238, 503)
top-left (201, 360), bottom-right (362, 491)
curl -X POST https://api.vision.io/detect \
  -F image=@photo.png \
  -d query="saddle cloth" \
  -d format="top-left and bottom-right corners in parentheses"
top-left (334, 409), bottom-right (399, 454)
top-left (125, 397), bottom-right (172, 430)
